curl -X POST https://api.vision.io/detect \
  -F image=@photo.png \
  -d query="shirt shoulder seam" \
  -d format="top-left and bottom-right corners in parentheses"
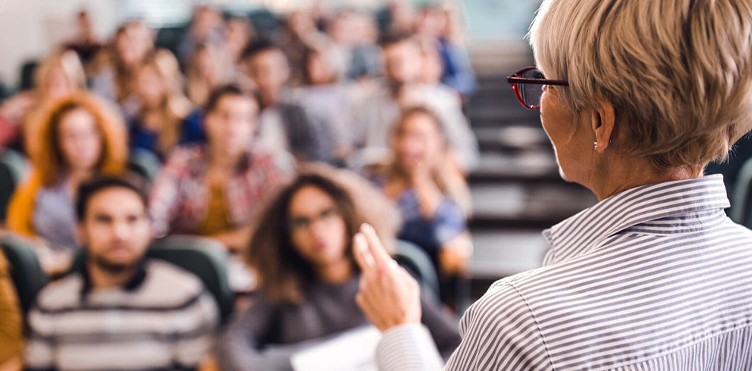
top-left (509, 282), bottom-right (556, 371)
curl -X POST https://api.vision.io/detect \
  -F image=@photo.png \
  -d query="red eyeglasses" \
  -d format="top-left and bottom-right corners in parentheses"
top-left (507, 67), bottom-right (569, 110)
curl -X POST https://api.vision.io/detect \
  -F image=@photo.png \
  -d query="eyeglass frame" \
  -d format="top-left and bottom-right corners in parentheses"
top-left (507, 67), bottom-right (569, 110)
top-left (287, 207), bottom-right (341, 233)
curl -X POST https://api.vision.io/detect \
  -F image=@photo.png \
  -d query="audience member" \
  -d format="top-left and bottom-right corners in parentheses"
top-left (89, 21), bottom-right (154, 116)
top-left (276, 11), bottom-right (330, 84)
top-left (177, 5), bottom-right (225, 63)
top-left (414, 3), bottom-right (477, 98)
top-left (225, 16), bottom-right (256, 65)
top-left (242, 40), bottom-right (334, 162)
top-left (216, 165), bottom-right (461, 370)
top-left (130, 49), bottom-right (193, 158)
top-left (149, 85), bottom-right (292, 251)
top-left (321, 10), bottom-right (356, 81)
top-left (6, 93), bottom-right (127, 271)
top-left (369, 106), bottom-right (472, 299)
top-left (350, 32), bottom-right (478, 172)
top-left (346, 11), bottom-right (383, 81)
top-left (65, 10), bottom-right (104, 69)
top-left (0, 249), bottom-right (23, 371)
top-left (416, 37), bottom-right (444, 86)
top-left (296, 46), bottom-right (357, 159)
top-left (378, 0), bottom-right (415, 35)
top-left (25, 176), bottom-right (218, 371)
top-left (186, 43), bottom-right (234, 107)
top-left (0, 50), bottom-right (85, 152)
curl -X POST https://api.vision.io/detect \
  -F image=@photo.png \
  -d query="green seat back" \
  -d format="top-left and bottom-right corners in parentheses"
top-left (394, 240), bottom-right (440, 297)
top-left (0, 234), bottom-right (48, 314)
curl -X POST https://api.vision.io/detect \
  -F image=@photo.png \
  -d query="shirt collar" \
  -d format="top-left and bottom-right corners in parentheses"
top-left (542, 175), bottom-right (729, 266)
top-left (189, 145), bottom-right (252, 175)
top-left (79, 255), bottom-right (148, 298)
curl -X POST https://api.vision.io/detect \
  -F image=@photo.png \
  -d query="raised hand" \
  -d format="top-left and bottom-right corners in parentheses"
top-left (353, 224), bottom-right (422, 332)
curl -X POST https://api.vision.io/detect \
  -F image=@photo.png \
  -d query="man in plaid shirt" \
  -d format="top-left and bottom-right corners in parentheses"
top-left (149, 85), bottom-right (293, 250)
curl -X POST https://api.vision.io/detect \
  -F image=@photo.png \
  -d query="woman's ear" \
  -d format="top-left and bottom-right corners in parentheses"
top-left (592, 99), bottom-right (616, 153)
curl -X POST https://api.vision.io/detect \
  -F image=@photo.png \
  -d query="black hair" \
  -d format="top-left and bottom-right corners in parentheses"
top-left (204, 84), bottom-right (256, 113)
top-left (241, 38), bottom-right (280, 62)
top-left (380, 30), bottom-right (415, 48)
top-left (76, 175), bottom-right (148, 221)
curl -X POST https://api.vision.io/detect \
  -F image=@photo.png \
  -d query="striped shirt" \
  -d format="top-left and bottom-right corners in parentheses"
top-left (25, 259), bottom-right (219, 371)
top-left (376, 176), bottom-right (752, 370)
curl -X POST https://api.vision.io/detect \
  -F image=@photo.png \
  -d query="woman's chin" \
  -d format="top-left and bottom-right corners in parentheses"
top-left (557, 166), bottom-right (579, 184)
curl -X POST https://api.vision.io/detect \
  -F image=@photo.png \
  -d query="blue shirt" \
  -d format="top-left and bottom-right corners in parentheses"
top-left (128, 109), bottom-right (207, 159)
top-left (395, 188), bottom-right (466, 260)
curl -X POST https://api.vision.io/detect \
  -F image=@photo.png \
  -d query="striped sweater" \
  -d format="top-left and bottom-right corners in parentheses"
top-left (376, 176), bottom-right (752, 370)
top-left (25, 259), bottom-right (219, 371)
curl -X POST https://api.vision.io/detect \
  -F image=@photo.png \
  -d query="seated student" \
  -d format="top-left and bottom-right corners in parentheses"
top-left (149, 85), bottom-right (292, 251)
top-left (368, 106), bottom-right (472, 299)
top-left (216, 165), bottom-right (461, 371)
top-left (89, 21), bottom-right (153, 117)
top-left (185, 42), bottom-right (233, 108)
top-left (414, 3), bottom-right (478, 99)
top-left (129, 49), bottom-right (193, 159)
top-left (0, 49), bottom-right (85, 152)
top-left (0, 249), bottom-right (23, 371)
top-left (25, 176), bottom-right (219, 371)
top-left (6, 92), bottom-right (127, 272)
top-left (242, 39), bottom-right (334, 163)
top-left (296, 46), bottom-right (357, 160)
top-left (64, 11), bottom-right (103, 69)
top-left (177, 5), bottom-right (225, 64)
top-left (349, 32), bottom-right (478, 172)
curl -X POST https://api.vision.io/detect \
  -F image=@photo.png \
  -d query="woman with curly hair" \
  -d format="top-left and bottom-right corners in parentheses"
top-left (6, 92), bottom-right (127, 267)
top-left (216, 165), bottom-right (460, 371)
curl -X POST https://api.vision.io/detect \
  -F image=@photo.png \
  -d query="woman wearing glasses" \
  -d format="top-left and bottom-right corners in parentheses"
top-left (216, 166), bottom-right (461, 371)
top-left (351, 0), bottom-right (752, 370)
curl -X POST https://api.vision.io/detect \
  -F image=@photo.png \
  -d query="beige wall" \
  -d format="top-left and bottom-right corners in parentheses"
top-left (0, 0), bottom-right (119, 88)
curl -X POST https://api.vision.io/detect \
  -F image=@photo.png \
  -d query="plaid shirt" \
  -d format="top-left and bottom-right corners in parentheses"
top-left (149, 144), bottom-right (292, 237)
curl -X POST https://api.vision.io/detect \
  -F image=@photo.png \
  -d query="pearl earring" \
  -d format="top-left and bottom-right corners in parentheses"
top-left (593, 142), bottom-right (598, 151)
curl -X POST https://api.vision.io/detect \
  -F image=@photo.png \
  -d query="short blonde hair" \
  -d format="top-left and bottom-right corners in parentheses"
top-left (530, 0), bottom-right (752, 171)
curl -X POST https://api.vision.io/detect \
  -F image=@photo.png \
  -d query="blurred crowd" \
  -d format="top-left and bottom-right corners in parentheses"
top-left (0, 1), bottom-right (480, 370)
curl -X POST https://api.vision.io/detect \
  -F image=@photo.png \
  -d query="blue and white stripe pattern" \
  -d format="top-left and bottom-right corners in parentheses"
top-left (376, 176), bottom-right (752, 370)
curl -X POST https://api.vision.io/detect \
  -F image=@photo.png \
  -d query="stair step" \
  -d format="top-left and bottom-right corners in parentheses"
top-left (469, 151), bottom-right (560, 183)
top-left (474, 126), bottom-right (550, 152)
top-left (469, 182), bottom-right (597, 226)
top-left (469, 229), bottom-right (548, 279)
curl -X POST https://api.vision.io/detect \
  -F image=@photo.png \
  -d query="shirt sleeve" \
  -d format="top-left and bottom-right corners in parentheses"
top-left (376, 324), bottom-right (444, 371)
top-left (433, 200), bottom-right (467, 247)
top-left (376, 283), bottom-right (553, 371)
top-left (215, 297), bottom-right (294, 371)
top-left (148, 151), bottom-right (185, 237)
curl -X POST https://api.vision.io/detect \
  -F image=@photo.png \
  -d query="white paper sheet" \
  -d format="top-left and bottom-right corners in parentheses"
top-left (290, 326), bottom-right (382, 371)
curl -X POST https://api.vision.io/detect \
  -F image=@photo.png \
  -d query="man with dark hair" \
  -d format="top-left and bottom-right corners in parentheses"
top-left (350, 32), bottom-right (479, 172)
top-left (149, 84), bottom-right (292, 250)
top-left (241, 39), bottom-right (335, 162)
top-left (25, 175), bottom-right (219, 371)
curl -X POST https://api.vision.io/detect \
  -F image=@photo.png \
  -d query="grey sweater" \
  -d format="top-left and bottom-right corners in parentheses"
top-left (216, 275), bottom-right (461, 371)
